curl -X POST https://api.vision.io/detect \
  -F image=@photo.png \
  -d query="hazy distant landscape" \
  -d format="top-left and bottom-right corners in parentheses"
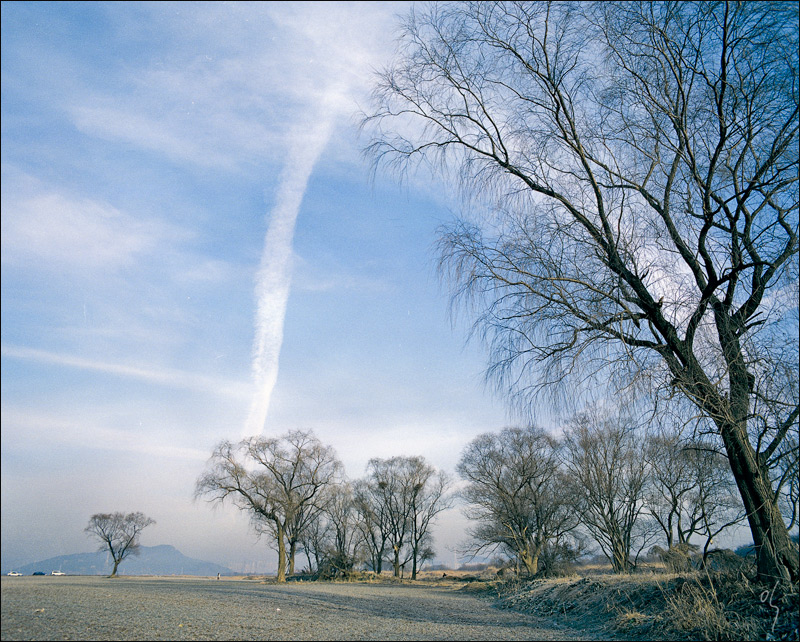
top-left (3, 545), bottom-right (236, 578)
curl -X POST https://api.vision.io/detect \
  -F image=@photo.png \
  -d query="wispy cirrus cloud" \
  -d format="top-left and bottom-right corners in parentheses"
top-left (0, 169), bottom-right (187, 272)
top-left (47, 3), bottom-right (406, 440)
top-left (1, 345), bottom-right (250, 401)
top-left (0, 405), bottom-right (210, 461)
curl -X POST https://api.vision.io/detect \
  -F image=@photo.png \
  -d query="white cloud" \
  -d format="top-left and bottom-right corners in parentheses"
top-left (0, 406), bottom-right (210, 463)
top-left (64, 2), bottom-right (405, 173)
top-left (0, 173), bottom-right (186, 272)
top-left (1, 345), bottom-right (250, 401)
top-left (244, 114), bottom-right (335, 437)
top-left (71, 105), bottom-right (239, 170)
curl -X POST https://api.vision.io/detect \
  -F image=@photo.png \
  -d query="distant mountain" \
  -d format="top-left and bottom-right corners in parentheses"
top-left (12, 545), bottom-right (237, 576)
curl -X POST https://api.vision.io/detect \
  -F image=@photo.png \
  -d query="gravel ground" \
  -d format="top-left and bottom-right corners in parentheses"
top-left (1, 576), bottom-right (583, 641)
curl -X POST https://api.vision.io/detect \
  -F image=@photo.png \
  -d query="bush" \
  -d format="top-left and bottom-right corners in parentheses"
top-left (537, 540), bottom-right (583, 577)
top-left (659, 572), bottom-right (799, 641)
top-left (651, 543), bottom-right (700, 573)
top-left (702, 549), bottom-right (750, 574)
top-left (314, 552), bottom-right (357, 580)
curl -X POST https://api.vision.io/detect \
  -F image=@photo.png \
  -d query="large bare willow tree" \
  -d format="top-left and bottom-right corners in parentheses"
top-left (195, 430), bottom-right (342, 582)
top-left (364, 1), bottom-right (799, 582)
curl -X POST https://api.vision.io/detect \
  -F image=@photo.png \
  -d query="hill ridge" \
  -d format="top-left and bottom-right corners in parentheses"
top-left (8, 544), bottom-right (237, 576)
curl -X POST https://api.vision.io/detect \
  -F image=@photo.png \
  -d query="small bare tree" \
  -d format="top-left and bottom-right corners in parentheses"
top-left (359, 456), bottom-right (450, 578)
top-left (352, 478), bottom-right (390, 574)
top-left (457, 426), bottom-right (579, 576)
top-left (407, 460), bottom-right (452, 579)
top-left (561, 409), bottom-right (652, 573)
top-left (195, 430), bottom-right (342, 582)
top-left (85, 512), bottom-right (155, 577)
top-left (301, 482), bottom-right (364, 578)
top-left (364, 0), bottom-right (799, 582)
top-left (644, 425), bottom-right (745, 562)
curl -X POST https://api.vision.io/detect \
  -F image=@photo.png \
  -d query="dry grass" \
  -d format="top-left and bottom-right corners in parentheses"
top-left (491, 565), bottom-right (799, 641)
top-left (239, 563), bottom-right (799, 640)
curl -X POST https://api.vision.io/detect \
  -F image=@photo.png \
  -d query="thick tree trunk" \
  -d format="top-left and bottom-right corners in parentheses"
top-left (518, 546), bottom-right (540, 576)
top-left (610, 535), bottom-right (630, 574)
top-left (275, 524), bottom-right (287, 582)
top-left (706, 309), bottom-right (799, 584)
top-left (110, 559), bottom-right (120, 577)
top-left (719, 420), bottom-right (798, 584)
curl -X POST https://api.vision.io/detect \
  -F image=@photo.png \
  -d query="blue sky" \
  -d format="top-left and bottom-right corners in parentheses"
top-left (1, 1), bottom-right (512, 572)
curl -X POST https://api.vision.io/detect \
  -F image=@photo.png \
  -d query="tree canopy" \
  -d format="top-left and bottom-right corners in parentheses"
top-left (364, 0), bottom-right (798, 583)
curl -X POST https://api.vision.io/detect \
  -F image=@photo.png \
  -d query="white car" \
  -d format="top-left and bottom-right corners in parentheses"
top-left (7, 571), bottom-right (22, 576)
top-left (51, 571), bottom-right (66, 576)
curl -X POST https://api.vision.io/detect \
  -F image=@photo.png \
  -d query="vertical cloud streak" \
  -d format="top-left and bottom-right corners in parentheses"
top-left (244, 117), bottom-right (333, 437)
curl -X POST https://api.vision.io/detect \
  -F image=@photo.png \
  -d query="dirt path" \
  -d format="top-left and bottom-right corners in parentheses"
top-left (1, 576), bottom-right (589, 641)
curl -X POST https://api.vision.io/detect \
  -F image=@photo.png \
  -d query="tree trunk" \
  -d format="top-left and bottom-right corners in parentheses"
top-left (719, 420), bottom-right (798, 583)
top-left (110, 559), bottom-right (120, 577)
top-left (392, 546), bottom-right (401, 578)
top-left (519, 547), bottom-right (539, 576)
top-left (288, 538), bottom-right (296, 576)
top-left (275, 523), bottom-right (287, 583)
top-left (611, 536), bottom-right (630, 574)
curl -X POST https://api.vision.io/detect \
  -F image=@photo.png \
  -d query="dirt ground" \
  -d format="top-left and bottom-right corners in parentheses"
top-left (0, 575), bottom-right (593, 641)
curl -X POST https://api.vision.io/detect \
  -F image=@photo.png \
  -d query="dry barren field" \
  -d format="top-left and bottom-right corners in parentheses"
top-left (0, 575), bottom-right (588, 641)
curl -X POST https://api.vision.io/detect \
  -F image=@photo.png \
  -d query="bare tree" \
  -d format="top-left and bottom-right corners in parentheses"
top-left (352, 478), bottom-right (390, 574)
top-left (644, 425), bottom-right (745, 562)
top-left (359, 456), bottom-right (449, 578)
top-left (689, 442), bottom-right (749, 563)
top-left (457, 426), bottom-right (579, 576)
top-left (364, 0), bottom-right (799, 582)
top-left (561, 409), bottom-right (652, 573)
top-left (195, 430), bottom-right (342, 582)
top-left (298, 511), bottom-right (330, 574)
top-left (302, 482), bottom-right (364, 578)
top-left (85, 512), bottom-right (155, 577)
top-left (407, 460), bottom-right (452, 579)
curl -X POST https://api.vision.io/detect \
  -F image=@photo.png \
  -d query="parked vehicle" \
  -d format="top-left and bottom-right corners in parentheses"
top-left (51, 571), bottom-right (66, 576)
top-left (32, 571), bottom-right (46, 576)
top-left (6, 571), bottom-right (22, 576)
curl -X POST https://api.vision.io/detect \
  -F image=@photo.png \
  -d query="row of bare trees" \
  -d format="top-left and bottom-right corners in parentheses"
top-left (457, 407), bottom-right (752, 577)
top-left (194, 408), bottom-right (777, 581)
top-left (362, 0), bottom-right (799, 583)
top-left (195, 430), bottom-right (451, 582)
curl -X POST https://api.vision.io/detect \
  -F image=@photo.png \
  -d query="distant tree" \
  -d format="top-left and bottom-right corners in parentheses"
top-left (644, 425), bottom-right (745, 562)
top-left (352, 478), bottom-right (390, 574)
top-left (299, 482), bottom-right (364, 578)
top-left (298, 511), bottom-right (330, 574)
top-left (85, 512), bottom-right (155, 577)
top-left (359, 456), bottom-right (450, 578)
top-left (406, 460), bottom-right (452, 579)
top-left (324, 482), bottom-right (363, 573)
top-left (457, 426), bottom-right (579, 576)
top-left (195, 430), bottom-right (342, 582)
top-left (364, 0), bottom-right (799, 583)
top-left (561, 409), bottom-right (652, 573)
